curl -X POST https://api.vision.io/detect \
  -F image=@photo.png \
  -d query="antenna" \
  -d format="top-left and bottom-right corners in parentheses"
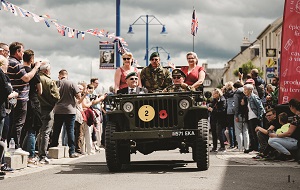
top-left (248, 31), bottom-right (253, 42)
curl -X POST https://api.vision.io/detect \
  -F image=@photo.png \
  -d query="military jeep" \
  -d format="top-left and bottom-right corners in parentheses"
top-left (104, 91), bottom-right (209, 172)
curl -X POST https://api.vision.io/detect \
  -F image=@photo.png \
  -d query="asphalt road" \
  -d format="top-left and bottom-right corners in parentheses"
top-left (1, 149), bottom-right (300, 190)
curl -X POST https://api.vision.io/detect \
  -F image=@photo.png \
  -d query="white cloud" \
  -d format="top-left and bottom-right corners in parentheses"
top-left (1, 0), bottom-right (284, 91)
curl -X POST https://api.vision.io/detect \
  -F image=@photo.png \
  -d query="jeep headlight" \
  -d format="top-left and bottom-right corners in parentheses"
top-left (179, 99), bottom-right (190, 109)
top-left (123, 102), bottom-right (134, 112)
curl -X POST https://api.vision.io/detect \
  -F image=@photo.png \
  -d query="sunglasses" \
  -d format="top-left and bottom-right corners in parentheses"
top-left (129, 77), bottom-right (138, 80)
top-left (151, 58), bottom-right (159, 61)
top-left (123, 58), bottom-right (131, 60)
top-left (173, 76), bottom-right (182, 79)
top-left (0, 49), bottom-right (9, 53)
top-left (187, 57), bottom-right (195, 60)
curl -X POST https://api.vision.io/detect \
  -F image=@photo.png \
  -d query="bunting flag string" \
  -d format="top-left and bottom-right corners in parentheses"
top-left (0, 0), bottom-right (128, 52)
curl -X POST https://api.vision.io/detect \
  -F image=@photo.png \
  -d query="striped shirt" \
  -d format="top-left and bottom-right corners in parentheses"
top-left (7, 57), bottom-right (29, 101)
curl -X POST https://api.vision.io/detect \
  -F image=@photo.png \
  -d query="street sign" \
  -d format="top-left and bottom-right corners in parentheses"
top-left (267, 73), bottom-right (275, 78)
top-left (266, 67), bottom-right (275, 72)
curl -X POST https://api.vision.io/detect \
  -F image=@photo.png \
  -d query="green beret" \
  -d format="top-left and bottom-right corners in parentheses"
top-left (125, 72), bottom-right (138, 79)
top-left (149, 52), bottom-right (160, 60)
top-left (172, 69), bottom-right (186, 78)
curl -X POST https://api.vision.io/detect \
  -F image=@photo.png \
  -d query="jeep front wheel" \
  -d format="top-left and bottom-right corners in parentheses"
top-left (105, 121), bottom-right (130, 172)
top-left (193, 119), bottom-right (209, 171)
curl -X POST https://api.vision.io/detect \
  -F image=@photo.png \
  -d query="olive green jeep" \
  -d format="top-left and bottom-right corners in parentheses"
top-left (104, 91), bottom-right (209, 172)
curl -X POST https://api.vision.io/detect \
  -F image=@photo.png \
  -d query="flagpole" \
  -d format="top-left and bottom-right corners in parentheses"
top-left (193, 35), bottom-right (194, 52)
top-left (193, 2), bottom-right (195, 52)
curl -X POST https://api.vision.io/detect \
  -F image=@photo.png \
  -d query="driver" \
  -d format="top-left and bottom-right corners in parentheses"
top-left (163, 69), bottom-right (195, 92)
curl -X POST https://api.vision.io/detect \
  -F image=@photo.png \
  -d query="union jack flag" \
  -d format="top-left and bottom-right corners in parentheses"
top-left (117, 40), bottom-right (126, 55)
top-left (191, 9), bottom-right (198, 36)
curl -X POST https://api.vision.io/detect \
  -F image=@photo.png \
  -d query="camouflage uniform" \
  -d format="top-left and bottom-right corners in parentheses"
top-left (141, 64), bottom-right (172, 93)
top-left (163, 83), bottom-right (194, 92)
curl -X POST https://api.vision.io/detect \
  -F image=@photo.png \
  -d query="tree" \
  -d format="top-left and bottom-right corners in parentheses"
top-left (233, 61), bottom-right (263, 79)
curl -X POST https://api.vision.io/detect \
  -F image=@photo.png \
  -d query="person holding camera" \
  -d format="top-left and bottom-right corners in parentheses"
top-left (22, 49), bottom-right (43, 163)
top-left (208, 88), bottom-right (227, 152)
top-left (7, 42), bottom-right (41, 154)
top-left (81, 84), bottom-right (106, 154)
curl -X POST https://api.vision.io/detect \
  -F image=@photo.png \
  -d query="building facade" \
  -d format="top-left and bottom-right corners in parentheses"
top-left (223, 17), bottom-right (282, 84)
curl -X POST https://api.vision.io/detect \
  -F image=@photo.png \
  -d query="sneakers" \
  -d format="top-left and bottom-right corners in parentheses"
top-left (252, 155), bottom-right (263, 160)
top-left (244, 149), bottom-right (252, 154)
top-left (69, 153), bottom-right (79, 158)
top-left (14, 148), bottom-right (30, 156)
top-left (1, 163), bottom-right (14, 172)
top-left (28, 157), bottom-right (39, 165)
top-left (0, 171), bottom-right (6, 176)
top-left (218, 147), bottom-right (226, 152)
top-left (39, 156), bottom-right (50, 164)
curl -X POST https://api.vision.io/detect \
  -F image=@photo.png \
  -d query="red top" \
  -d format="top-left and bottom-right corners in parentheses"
top-left (119, 67), bottom-right (138, 90)
top-left (181, 65), bottom-right (205, 85)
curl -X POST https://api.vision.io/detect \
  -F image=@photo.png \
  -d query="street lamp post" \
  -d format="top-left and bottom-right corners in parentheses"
top-left (116, 0), bottom-right (121, 68)
top-left (128, 15), bottom-right (167, 66)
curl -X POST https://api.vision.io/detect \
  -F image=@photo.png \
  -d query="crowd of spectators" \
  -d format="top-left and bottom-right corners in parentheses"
top-left (0, 41), bottom-right (108, 176)
top-left (208, 68), bottom-right (300, 164)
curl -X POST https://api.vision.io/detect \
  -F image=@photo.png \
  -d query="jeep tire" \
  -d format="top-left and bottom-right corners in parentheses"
top-left (192, 119), bottom-right (209, 171)
top-left (105, 121), bottom-right (130, 172)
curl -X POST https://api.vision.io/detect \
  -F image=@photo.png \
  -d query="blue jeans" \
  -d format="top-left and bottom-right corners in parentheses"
top-left (61, 124), bottom-right (68, 146)
top-left (50, 114), bottom-right (76, 155)
top-left (268, 137), bottom-right (298, 155)
top-left (23, 129), bottom-right (36, 158)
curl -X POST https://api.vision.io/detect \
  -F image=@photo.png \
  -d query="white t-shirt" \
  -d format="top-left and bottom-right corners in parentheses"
top-left (248, 101), bottom-right (257, 120)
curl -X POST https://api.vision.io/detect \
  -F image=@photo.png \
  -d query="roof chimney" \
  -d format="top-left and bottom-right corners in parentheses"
top-left (202, 63), bottom-right (208, 71)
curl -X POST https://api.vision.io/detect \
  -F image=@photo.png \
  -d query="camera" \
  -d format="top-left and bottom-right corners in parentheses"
top-left (90, 94), bottom-right (97, 101)
top-left (238, 68), bottom-right (243, 74)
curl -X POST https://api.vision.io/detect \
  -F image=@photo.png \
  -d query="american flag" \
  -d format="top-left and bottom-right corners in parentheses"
top-left (191, 9), bottom-right (198, 36)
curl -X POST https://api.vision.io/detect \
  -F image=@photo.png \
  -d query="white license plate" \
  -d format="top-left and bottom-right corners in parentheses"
top-left (172, 130), bottom-right (195, 137)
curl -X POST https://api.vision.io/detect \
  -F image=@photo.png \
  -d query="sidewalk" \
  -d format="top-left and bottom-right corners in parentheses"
top-left (2, 148), bottom-right (299, 179)
top-left (1, 153), bottom-right (85, 179)
top-left (214, 149), bottom-right (300, 168)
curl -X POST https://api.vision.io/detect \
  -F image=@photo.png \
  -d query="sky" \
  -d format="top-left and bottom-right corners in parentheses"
top-left (0, 0), bottom-right (285, 92)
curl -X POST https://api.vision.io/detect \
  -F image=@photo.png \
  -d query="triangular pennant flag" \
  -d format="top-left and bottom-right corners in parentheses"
top-left (44, 20), bottom-right (50, 27)
top-left (16, 6), bottom-right (27, 17)
top-left (11, 4), bottom-right (18, 16)
top-left (1, 0), bottom-right (9, 11)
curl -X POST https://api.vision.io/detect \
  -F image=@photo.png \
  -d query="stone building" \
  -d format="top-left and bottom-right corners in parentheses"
top-left (223, 17), bottom-right (282, 84)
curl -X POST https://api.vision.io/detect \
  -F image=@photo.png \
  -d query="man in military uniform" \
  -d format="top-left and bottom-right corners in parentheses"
top-left (140, 52), bottom-right (172, 93)
top-left (163, 69), bottom-right (195, 92)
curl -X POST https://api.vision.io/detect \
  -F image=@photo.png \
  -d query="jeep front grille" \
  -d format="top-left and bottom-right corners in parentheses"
top-left (134, 98), bottom-right (178, 129)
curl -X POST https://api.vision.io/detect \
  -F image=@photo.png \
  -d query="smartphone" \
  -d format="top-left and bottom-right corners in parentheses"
top-left (239, 68), bottom-right (243, 74)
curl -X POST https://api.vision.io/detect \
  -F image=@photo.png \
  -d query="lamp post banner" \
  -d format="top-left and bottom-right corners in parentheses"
top-left (279, 0), bottom-right (300, 104)
top-left (99, 43), bottom-right (115, 69)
